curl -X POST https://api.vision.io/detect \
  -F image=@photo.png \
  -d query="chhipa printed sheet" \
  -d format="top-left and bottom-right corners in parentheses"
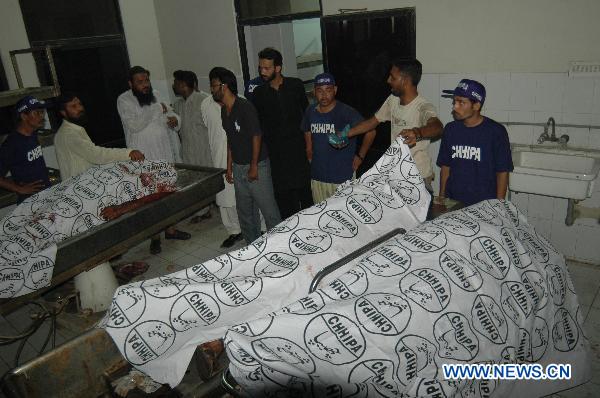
top-left (0, 160), bottom-right (176, 298)
top-left (103, 139), bottom-right (430, 386)
top-left (225, 200), bottom-right (591, 398)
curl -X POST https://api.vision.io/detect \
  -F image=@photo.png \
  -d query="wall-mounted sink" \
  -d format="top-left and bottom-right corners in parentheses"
top-left (509, 145), bottom-right (600, 200)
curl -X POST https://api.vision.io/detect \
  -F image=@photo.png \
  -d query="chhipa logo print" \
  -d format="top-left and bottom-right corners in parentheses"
top-left (346, 193), bottom-right (383, 224)
top-left (470, 236), bottom-right (510, 279)
top-left (215, 276), bottom-right (263, 307)
top-left (518, 228), bottom-right (550, 263)
top-left (491, 200), bottom-right (520, 227)
top-left (276, 293), bottom-right (326, 316)
top-left (23, 216), bottom-right (53, 239)
top-left (24, 255), bottom-right (54, 290)
top-left (439, 249), bottom-right (483, 292)
top-left (395, 334), bottom-right (438, 386)
top-left (521, 270), bottom-right (549, 313)
top-left (169, 291), bottom-right (221, 331)
top-left (304, 312), bottom-right (366, 365)
top-left (399, 268), bottom-right (451, 312)
top-left (400, 153), bottom-right (423, 186)
top-left (108, 285), bottom-right (147, 328)
top-left (1, 234), bottom-right (33, 266)
top-left (0, 268), bottom-right (25, 297)
top-left (254, 252), bottom-right (300, 278)
top-left (93, 166), bottom-right (124, 185)
top-left (322, 266), bottom-right (369, 301)
top-left (499, 227), bottom-right (531, 269)
top-left (124, 320), bottom-right (175, 365)
top-left (348, 359), bottom-right (401, 398)
top-left (230, 315), bottom-right (274, 337)
top-left (500, 280), bottom-right (534, 326)
top-left (310, 382), bottom-right (368, 398)
top-left (531, 316), bottom-right (550, 361)
top-left (354, 292), bottom-right (411, 336)
top-left (73, 178), bottom-right (105, 200)
top-left (268, 215), bottom-right (299, 234)
top-left (2, 214), bottom-right (29, 235)
top-left (51, 195), bottom-right (84, 218)
top-left (389, 179), bottom-right (421, 206)
top-left (433, 312), bottom-right (479, 361)
top-left (433, 213), bottom-right (480, 237)
top-left (251, 337), bottom-right (316, 376)
top-left (229, 235), bottom-right (268, 260)
top-left (318, 210), bottom-right (359, 238)
top-left (545, 263), bottom-right (568, 306)
top-left (71, 212), bottom-right (102, 235)
top-left (360, 242), bottom-right (411, 277)
top-left (186, 254), bottom-right (233, 282)
top-left (552, 308), bottom-right (579, 352)
top-left (400, 225), bottom-right (447, 253)
top-left (463, 202), bottom-right (503, 227)
top-left (471, 294), bottom-right (508, 344)
top-left (289, 228), bottom-right (333, 255)
top-left (142, 275), bottom-right (191, 299)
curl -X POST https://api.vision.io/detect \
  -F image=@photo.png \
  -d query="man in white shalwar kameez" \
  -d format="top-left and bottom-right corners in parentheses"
top-left (172, 70), bottom-right (212, 223)
top-left (117, 65), bottom-right (191, 254)
top-left (200, 93), bottom-right (244, 248)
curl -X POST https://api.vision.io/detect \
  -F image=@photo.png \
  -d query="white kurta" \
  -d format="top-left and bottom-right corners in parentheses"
top-left (117, 90), bottom-right (180, 162)
top-left (200, 93), bottom-right (236, 208)
top-left (172, 91), bottom-right (212, 167)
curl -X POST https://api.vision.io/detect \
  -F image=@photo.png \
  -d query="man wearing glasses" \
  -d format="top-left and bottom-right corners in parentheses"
top-left (0, 96), bottom-right (51, 203)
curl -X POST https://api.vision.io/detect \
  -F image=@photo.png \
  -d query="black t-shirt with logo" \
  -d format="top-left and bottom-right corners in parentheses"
top-left (221, 97), bottom-right (268, 165)
top-left (0, 131), bottom-right (50, 202)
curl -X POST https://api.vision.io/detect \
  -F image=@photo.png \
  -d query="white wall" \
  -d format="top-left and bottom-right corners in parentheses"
top-left (293, 19), bottom-right (322, 57)
top-left (153, 0), bottom-right (242, 97)
top-left (322, 0), bottom-right (600, 73)
top-left (0, 0), bottom-right (40, 89)
top-left (118, 0), bottom-right (170, 99)
top-left (245, 23), bottom-right (299, 80)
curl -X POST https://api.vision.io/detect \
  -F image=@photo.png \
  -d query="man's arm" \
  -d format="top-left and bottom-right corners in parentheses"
top-left (67, 130), bottom-right (138, 164)
top-left (353, 129), bottom-right (376, 171)
top-left (496, 171), bottom-right (509, 200)
top-left (439, 165), bottom-right (450, 199)
top-left (100, 191), bottom-right (173, 220)
top-left (304, 131), bottom-right (312, 162)
top-left (400, 117), bottom-right (444, 146)
top-left (0, 177), bottom-right (44, 195)
top-left (347, 116), bottom-right (380, 138)
top-left (226, 143), bottom-right (233, 184)
top-left (248, 135), bottom-right (261, 181)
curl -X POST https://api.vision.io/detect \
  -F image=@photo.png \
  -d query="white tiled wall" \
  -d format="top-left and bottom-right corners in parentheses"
top-left (421, 72), bottom-right (600, 265)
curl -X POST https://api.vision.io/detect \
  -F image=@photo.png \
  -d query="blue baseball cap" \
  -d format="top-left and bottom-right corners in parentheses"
top-left (314, 72), bottom-right (336, 87)
top-left (15, 96), bottom-right (49, 114)
top-left (442, 79), bottom-right (486, 104)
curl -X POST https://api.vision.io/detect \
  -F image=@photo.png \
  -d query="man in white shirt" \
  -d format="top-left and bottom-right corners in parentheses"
top-left (55, 92), bottom-right (144, 180)
top-left (333, 58), bottom-right (443, 192)
top-left (117, 66), bottom-right (191, 254)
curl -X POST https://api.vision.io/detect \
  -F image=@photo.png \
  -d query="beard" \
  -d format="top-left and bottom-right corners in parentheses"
top-left (66, 112), bottom-right (88, 126)
top-left (261, 72), bottom-right (276, 82)
top-left (133, 86), bottom-right (156, 106)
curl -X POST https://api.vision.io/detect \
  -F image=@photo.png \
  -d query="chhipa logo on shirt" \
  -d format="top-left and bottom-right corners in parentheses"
top-left (433, 312), bottom-right (479, 361)
top-left (170, 291), bottom-right (221, 331)
top-left (354, 292), bottom-right (411, 336)
top-left (304, 313), bottom-right (366, 365)
top-left (348, 359), bottom-right (401, 398)
top-left (395, 334), bottom-right (438, 386)
top-left (124, 320), bottom-right (175, 365)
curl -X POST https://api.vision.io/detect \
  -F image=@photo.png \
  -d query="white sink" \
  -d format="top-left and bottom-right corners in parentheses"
top-left (509, 146), bottom-right (600, 200)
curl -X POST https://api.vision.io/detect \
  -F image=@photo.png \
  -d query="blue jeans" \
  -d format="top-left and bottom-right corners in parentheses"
top-left (233, 159), bottom-right (282, 243)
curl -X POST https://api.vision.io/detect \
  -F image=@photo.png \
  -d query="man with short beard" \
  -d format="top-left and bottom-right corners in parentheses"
top-left (117, 66), bottom-right (191, 254)
top-left (54, 92), bottom-right (145, 180)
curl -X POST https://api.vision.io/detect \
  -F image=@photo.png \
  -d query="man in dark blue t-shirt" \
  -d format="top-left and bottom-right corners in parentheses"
top-left (0, 96), bottom-right (51, 203)
top-left (301, 72), bottom-right (376, 203)
top-left (244, 75), bottom-right (264, 103)
top-left (436, 79), bottom-right (513, 207)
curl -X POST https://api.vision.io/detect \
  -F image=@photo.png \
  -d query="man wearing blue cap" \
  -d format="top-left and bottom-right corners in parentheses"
top-left (301, 72), bottom-right (376, 202)
top-left (436, 79), bottom-right (513, 207)
top-left (0, 96), bottom-right (51, 203)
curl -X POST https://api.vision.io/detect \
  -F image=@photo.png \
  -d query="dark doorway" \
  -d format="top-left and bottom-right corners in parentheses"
top-left (322, 8), bottom-right (416, 174)
top-left (19, 0), bottom-right (130, 147)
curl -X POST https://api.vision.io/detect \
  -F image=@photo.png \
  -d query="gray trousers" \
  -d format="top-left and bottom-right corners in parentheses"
top-left (233, 159), bottom-right (281, 243)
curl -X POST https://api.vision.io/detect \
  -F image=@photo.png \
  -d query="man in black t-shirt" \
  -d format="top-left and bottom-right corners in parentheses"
top-left (0, 96), bottom-right (51, 203)
top-left (209, 67), bottom-right (281, 244)
top-left (251, 48), bottom-right (313, 219)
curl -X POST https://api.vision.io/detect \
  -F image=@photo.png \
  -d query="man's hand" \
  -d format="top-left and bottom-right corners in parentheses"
top-left (100, 206), bottom-right (121, 221)
top-left (328, 124), bottom-right (350, 149)
top-left (161, 102), bottom-right (168, 113)
top-left (16, 180), bottom-right (45, 195)
top-left (306, 146), bottom-right (313, 162)
top-left (129, 150), bottom-right (145, 161)
top-left (352, 155), bottom-right (363, 171)
top-left (400, 128), bottom-right (422, 147)
top-left (167, 116), bottom-right (178, 129)
top-left (225, 169), bottom-right (233, 184)
top-left (247, 164), bottom-right (258, 182)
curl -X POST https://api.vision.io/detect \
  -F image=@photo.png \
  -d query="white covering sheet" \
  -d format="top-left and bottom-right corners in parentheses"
top-left (225, 200), bottom-right (591, 397)
top-left (0, 161), bottom-right (176, 298)
top-left (103, 140), bottom-right (430, 386)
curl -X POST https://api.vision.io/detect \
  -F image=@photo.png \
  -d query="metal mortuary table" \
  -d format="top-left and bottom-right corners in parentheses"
top-left (0, 164), bottom-right (225, 315)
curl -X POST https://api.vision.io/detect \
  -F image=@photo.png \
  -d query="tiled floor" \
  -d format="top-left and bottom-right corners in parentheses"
top-left (0, 208), bottom-right (599, 397)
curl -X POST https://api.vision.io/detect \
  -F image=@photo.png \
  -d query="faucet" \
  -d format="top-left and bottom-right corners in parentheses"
top-left (537, 117), bottom-right (569, 144)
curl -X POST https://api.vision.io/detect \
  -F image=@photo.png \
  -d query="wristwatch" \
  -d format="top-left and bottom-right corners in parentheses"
top-left (414, 128), bottom-right (423, 142)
